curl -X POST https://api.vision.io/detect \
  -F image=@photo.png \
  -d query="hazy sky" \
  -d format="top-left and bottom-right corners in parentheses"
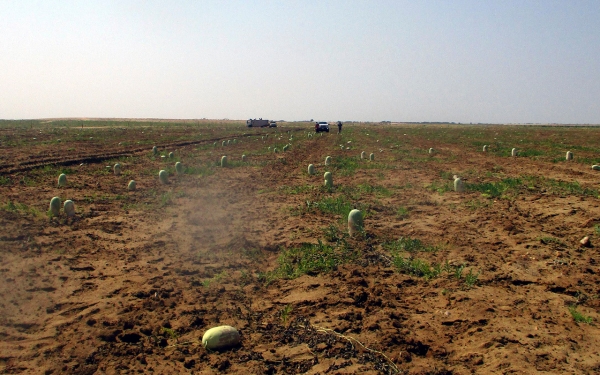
top-left (1, 1), bottom-right (599, 123)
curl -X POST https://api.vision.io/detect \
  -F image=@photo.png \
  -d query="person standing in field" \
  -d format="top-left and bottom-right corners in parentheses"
top-left (337, 121), bottom-right (343, 134)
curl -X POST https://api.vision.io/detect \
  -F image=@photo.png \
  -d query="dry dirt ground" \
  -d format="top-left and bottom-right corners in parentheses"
top-left (2, 121), bottom-right (600, 374)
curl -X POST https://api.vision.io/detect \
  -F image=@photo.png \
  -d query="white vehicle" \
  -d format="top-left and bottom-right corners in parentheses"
top-left (315, 122), bottom-right (329, 133)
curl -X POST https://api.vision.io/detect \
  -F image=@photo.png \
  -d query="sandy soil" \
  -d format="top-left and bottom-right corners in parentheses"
top-left (1, 122), bottom-right (600, 374)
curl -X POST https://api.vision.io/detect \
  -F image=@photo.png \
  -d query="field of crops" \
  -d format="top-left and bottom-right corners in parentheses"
top-left (2, 120), bottom-right (600, 374)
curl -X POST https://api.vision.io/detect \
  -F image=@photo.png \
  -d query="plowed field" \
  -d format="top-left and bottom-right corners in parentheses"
top-left (2, 120), bottom-right (600, 374)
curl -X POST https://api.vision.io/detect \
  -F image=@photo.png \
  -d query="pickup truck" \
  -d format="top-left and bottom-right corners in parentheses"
top-left (315, 122), bottom-right (329, 133)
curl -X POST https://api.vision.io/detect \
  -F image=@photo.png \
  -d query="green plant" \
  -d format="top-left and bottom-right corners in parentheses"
top-left (530, 177), bottom-right (598, 197)
top-left (355, 183), bottom-right (391, 197)
top-left (428, 180), bottom-right (452, 194)
top-left (160, 192), bottom-right (173, 207)
top-left (384, 237), bottom-right (437, 253)
top-left (466, 177), bottom-right (523, 198)
top-left (279, 184), bottom-right (314, 195)
top-left (2, 200), bottom-right (41, 217)
top-left (396, 206), bottom-right (409, 219)
top-left (161, 327), bottom-right (179, 340)
top-left (519, 149), bottom-right (544, 158)
top-left (568, 305), bottom-right (593, 324)
top-left (200, 270), bottom-right (229, 287)
top-left (259, 240), bottom-right (358, 284)
top-left (454, 264), bottom-right (465, 279)
top-left (183, 163), bottom-right (214, 177)
top-left (539, 237), bottom-right (566, 246)
top-left (241, 247), bottom-right (264, 261)
top-left (280, 304), bottom-right (293, 325)
top-left (464, 269), bottom-right (479, 288)
top-left (299, 196), bottom-right (365, 225)
top-left (463, 199), bottom-right (491, 210)
top-left (332, 156), bottom-right (359, 176)
top-left (322, 224), bottom-right (344, 243)
top-left (391, 255), bottom-right (442, 280)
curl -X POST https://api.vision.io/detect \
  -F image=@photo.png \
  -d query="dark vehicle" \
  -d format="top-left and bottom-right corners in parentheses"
top-left (315, 121), bottom-right (329, 133)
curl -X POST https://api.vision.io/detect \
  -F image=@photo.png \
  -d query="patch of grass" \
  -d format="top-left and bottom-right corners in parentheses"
top-left (339, 183), bottom-right (391, 199)
top-left (322, 224), bottom-right (345, 243)
top-left (314, 195), bottom-right (354, 216)
top-left (389, 250), bottom-right (479, 286)
top-left (464, 176), bottom-right (598, 198)
top-left (279, 184), bottom-right (315, 195)
top-left (427, 180), bottom-right (452, 194)
top-left (0, 176), bottom-right (11, 185)
top-left (529, 177), bottom-right (598, 197)
top-left (569, 305), bottom-right (593, 324)
top-left (160, 192), bottom-right (173, 207)
top-left (384, 236), bottom-right (438, 253)
top-left (259, 240), bottom-right (359, 284)
top-left (396, 206), bottom-right (409, 219)
top-left (518, 149), bottom-right (545, 158)
top-left (391, 255), bottom-right (442, 280)
top-left (91, 166), bottom-right (111, 176)
top-left (298, 195), bottom-right (366, 223)
top-left (333, 156), bottom-right (360, 176)
top-left (1, 200), bottom-right (42, 217)
top-left (355, 183), bottom-right (392, 197)
top-left (439, 171), bottom-right (455, 180)
top-left (466, 178), bottom-right (522, 198)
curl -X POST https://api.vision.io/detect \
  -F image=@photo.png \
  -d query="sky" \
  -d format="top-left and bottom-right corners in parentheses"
top-left (1, 1), bottom-right (599, 123)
